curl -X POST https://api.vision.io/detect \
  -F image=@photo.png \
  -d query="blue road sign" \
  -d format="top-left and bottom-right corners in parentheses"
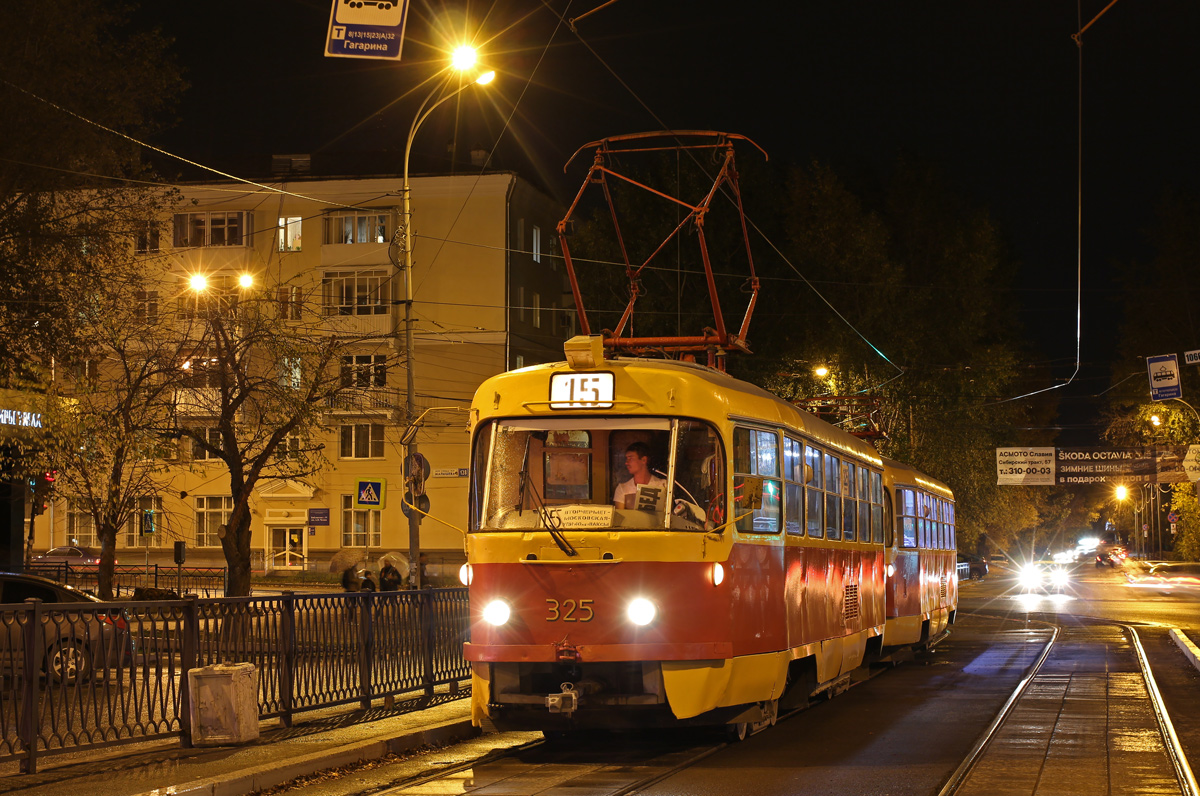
top-left (307, 507), bottom-right (330, 526)
top-left (325, 0), bottom-right (409, 61)
top-left (1147, 354), bottom-right (1182, 401)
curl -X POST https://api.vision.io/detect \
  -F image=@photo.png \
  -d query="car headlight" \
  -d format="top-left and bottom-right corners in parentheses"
top-left (627, 597), bottom-right (656, 626)
top-left (1019, 565), bottom-right (1043, 589)
top-left (482, 599), bottom-right (511, 626)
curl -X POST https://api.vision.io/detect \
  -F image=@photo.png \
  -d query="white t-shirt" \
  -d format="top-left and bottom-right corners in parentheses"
top-left (613, 474), bottom-right (668, 508)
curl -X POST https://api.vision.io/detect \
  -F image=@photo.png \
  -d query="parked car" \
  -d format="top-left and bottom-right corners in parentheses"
top-left (957, 553), bottom-right (989, 580)
top-left (33, 546), bottom-right (104, 566)
top-left (1126, 562), bottom-right (1200, 594)
top-left (0, 572), bottom-right (129, 682)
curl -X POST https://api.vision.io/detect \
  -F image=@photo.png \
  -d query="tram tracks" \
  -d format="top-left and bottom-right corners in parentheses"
top-left (940, 616), bottom-right (1199, 796)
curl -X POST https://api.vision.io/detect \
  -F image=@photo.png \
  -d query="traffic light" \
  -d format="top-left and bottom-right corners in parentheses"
top-left (28, 471), bottom-right (57, 517)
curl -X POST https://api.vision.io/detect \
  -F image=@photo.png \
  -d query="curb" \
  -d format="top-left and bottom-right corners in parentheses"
top-left (139, 717), bottom-right (480, 796)
top-left (1169, 628), bottom-right (1200, 673)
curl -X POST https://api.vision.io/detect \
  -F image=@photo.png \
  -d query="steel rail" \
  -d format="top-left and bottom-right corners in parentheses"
top-left (935, 621), bottom-right (1060, 796)
top-left (1127, 625), bottom-right (1200, 796)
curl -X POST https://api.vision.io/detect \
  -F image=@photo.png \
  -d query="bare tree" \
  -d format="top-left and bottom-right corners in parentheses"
top-left (170, 278), bottom-right (385, 596)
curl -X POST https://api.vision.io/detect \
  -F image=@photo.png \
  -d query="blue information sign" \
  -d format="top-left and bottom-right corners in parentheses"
top-left (1147, 353), bottom-right (1182, 402)
top-left (325, 0), bottom-right (410, 61)
top-left (307, 508), bottom-right (330, 526)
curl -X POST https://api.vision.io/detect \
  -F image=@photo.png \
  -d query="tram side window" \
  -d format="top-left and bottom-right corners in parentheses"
top-left (898, 488), bottom-right (917, 548)
top-left (783, 437), bottom-right (803, 535)
top-left (871, 471), bottom-right (884, 544)
top-left (734, 427), bottom-right (781, 534)
top-left (805, 445), bottom-right (823, 538)
top-left (947, 501), bottom-right (956, 548)
top-left (824, 453), bottom-right (841, 541)
top-left (917, 492), bottom-right (929, 548)
top-left (843, 461), bottom-right (857, 542)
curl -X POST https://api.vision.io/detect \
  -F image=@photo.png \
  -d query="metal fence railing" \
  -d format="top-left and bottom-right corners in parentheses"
top-left (25, 563), bottom-right (227, 598)
top-left (0, 588), bottom-right (471, 773)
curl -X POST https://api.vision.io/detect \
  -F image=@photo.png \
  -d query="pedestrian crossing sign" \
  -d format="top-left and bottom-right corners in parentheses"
top-left (354, 479), bottom-right (386, 509)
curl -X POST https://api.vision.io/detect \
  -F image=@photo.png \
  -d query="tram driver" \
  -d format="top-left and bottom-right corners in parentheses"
top-left (613, 441), bottom-right (667, 509)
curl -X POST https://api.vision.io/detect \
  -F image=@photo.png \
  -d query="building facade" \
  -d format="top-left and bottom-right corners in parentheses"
top-left (34, 171), bottom-right (570, 578)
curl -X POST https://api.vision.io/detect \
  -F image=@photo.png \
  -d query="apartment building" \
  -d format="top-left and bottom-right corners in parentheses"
top-left (34, 170), bottom-right (570, 576)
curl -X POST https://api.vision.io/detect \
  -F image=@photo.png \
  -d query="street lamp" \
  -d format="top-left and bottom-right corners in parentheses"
top-left (400, 51), bottom-right (494, 588)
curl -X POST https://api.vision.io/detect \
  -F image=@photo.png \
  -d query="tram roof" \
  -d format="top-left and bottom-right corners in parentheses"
top-left (473, 356), bottom-right (882, 466)
top-left (881, 456), bottom-right (954, 500)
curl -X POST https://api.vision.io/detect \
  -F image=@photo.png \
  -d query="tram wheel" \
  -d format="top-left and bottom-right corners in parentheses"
top-left (725, 722), bottom-right (749, 743)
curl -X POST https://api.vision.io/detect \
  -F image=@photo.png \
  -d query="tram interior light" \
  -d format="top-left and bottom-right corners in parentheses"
top-left (627, 597), bottom-right (656, 626)
top-left (483, 599), bottom-right (510, 626)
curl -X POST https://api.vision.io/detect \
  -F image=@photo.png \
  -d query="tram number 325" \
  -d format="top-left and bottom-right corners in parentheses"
top-left (546, 598), bottom-right (595, 622)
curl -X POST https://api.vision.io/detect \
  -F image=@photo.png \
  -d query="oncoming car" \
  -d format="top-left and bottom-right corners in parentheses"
top-left (1017, 562), bottom-right (1070, 593)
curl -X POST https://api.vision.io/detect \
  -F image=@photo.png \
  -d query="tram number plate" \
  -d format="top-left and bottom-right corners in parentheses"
top-left (549, 373), bottom-right (614, 409)
top-left (546, 598), bottom-right (594, 622)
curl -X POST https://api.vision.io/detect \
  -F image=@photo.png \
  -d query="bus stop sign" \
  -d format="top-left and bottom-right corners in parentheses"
top-left (1147, 353), bottom-right (1182, 402)
top-left (325, 0), bottom-right (410, 61)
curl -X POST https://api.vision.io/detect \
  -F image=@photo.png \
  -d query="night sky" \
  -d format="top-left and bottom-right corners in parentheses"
top-left (143, 0), bottom-right (1200, 440)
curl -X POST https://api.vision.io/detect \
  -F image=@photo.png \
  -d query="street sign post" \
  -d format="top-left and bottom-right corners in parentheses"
top-left (1147, 353), bottom-right (1182, 401)
top-left (325, 0), bottom-right (410, 61)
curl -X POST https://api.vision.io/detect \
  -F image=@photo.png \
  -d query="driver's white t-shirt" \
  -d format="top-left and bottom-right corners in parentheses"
top-left (613, 474), bottom-right (667, 508)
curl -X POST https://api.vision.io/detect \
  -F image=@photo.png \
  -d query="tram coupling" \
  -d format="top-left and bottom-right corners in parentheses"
top-left (546, 683), bottom-right (578, 716)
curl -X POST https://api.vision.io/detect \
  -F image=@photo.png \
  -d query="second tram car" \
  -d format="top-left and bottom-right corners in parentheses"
top-left (463, 336), bottom-right (956, 736)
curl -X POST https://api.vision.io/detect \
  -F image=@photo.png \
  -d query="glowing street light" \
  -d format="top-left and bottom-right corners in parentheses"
top-left (189, 274), bottom-right (208, 292)
top-left (400, 49), bottom-right (495, 588)
top-left (238, 273), bottom-right (254, 288)
top-left (1115, 484), bottom-right (1128, 501)
top-left (814, 366), bottom-right (829, 378)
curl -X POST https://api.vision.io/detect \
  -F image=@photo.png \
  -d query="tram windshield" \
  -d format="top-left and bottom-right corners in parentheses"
top-left (472, 417), bottom-right (726, 532)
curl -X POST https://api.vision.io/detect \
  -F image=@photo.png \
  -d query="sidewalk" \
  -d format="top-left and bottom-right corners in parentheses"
top-left (3, 693), bottom-right (477, 796)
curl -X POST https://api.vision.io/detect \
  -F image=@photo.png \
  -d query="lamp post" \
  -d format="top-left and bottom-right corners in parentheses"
top-left (400, 55), bottom-right (494, 588)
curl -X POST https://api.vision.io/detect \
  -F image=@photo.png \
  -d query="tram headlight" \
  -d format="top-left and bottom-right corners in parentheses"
top-left (1049, 568), bottom-right (1069, 588)
top-left (711, 562), bottom-right (725, 586)
top-left (627, 597), bottom-right (657, 626)
top-left (459, 563), bottom-right (473, 586)
top-left (886, 564), bottom-right (895, 578)
top-left (482, 599), bottom-right (511, 626)
top-left (1019, 564), bottom-right (1043, 590)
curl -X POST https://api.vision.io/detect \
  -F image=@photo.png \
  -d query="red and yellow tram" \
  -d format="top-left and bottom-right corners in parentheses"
top-left (463, 336), bottom-right (956, 736)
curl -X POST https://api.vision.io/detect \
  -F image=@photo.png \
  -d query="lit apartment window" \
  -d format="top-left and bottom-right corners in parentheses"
top-left (340, 423), bottom-right (385, 459)
top-left (278, 216), bottom-right (302, 251)
top-left (341, 494), bottom-right (381, 547)
top-left (322, 270), bottom-right (388, 316)
top-left (278, 355), bottom-right (302, 389)
top-left (67, 500), bottom-right (98, 547)
top-left (532, 225), bottom-right (541, 262)
top-left (341, 355), bottom-right (387, 388)
top-left (324, 212), bottom-right (390, 244)
top-left (195, 496), bottom-right (233, 547)
top-left (180, 351), bottom-right (222, 389)
top-left (173, 212), bottom-right (252, 247)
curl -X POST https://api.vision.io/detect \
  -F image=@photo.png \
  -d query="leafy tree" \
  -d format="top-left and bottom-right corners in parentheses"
top-left (0, 0), bottom-right (183, 383)
top-left (38, 257), bottom-right (185, 598)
